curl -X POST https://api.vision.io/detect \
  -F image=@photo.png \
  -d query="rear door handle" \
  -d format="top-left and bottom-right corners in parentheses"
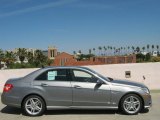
top-left (41, 83), bottom-right (49, 87)
top-left (73, 85), bottom-right (82, 89)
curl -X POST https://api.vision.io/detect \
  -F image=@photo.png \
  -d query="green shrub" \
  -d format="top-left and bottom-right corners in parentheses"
top-left (151, 57), bottom-right (160, 62)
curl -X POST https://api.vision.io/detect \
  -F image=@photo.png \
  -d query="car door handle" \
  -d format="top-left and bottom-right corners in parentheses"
top-left (41, 83), bottom-right (49, 87)
top-left (73, 85), bottom-right (82, 89)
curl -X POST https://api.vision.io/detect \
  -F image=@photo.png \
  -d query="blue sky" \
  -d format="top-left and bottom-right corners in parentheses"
top-left (0, 0), bottom-right (160, 53)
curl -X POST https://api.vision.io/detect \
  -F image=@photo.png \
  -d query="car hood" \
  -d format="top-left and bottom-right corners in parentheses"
top-left (110, 79), bottom-right (146, 88)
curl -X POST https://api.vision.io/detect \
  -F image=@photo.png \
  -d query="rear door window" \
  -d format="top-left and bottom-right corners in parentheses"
top-left (35, 69), bottom-right (69, 81)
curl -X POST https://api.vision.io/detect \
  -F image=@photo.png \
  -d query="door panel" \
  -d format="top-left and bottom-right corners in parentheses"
top-left (33, 69), bottom-right (72, 106)
top-left (33, 81), bottom-right (72, 106)
top-left (72, 82), bottom-right (111, 106)
top-left (71, 69), bottom-right (111, 106)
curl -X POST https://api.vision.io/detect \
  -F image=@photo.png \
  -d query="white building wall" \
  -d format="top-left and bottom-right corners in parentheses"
top-left (0, 62), bottom-right (160, 93)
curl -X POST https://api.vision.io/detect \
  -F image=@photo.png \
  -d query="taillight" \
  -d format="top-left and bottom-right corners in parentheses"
top-left (3, 84), bottom-right (13, 92)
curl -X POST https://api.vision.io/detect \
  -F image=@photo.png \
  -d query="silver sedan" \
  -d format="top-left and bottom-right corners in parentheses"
top-left (1, 66), bottom-right (152, 116)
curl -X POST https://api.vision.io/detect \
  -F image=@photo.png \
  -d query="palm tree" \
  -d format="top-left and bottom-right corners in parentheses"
top-left (5, 51), bottom-right (16, 67)
top-left (142, 47), bottom-right (145, 52)
top-left (110, 46), bottom-right (113, 56)
top-left (113, 47), bottom-right (116, 55)
top-left (73, 51), bottom-right (76, 54)
top-left (152, 45), bottom-right (154, 53)
top-left (78, 50), bottom-right (82, 54)
top-left (131, 46), bottom-right (135, 53)
top-left (120, 47), bottom-right (123, 55)
top-left (26, 51), bottom-right (34, 64)
top-left (93, 48), bottom-right (96, 55)
top-left (103, 46), bottom-right (106, 56)
top-left (156, 45), bottom-right (159, 52)
top-left (0, 49), bottom-right (4, 69)
top-left (89, 49), bottom-right (92, 54)
top-left (136, 47), bottom-right (140, 53)
top-left (34, 50), bottom-right (47, 67)
top-left (147, 44), bottom-right (150, 53)
top-left (127, 46), bottom-right (130, 54)
top-left (107, 46), bottom-right (110, 55)
top-left (98, 46), bottom-right (102, 56)
top-left (16, 48), bottom-right (27, 63)
top-left (104, 47), bottom-right (107, 56)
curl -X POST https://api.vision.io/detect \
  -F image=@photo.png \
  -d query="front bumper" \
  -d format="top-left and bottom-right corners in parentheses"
top-left (142, 93), bottom-right (152, 109)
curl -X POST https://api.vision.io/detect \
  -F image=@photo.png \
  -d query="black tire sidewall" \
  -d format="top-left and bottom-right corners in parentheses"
top-left (120, 94), bottom-right (142, 115)
top-left (22, 95), bottom-right (46, 116)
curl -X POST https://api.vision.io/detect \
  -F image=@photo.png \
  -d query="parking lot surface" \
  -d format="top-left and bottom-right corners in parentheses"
top-left (0, 93), bottom-right (159, 120)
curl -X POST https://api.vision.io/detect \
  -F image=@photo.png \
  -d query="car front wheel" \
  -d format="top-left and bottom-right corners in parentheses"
top-left (120, 94), bottom-right (142, 115)
top-left (22, 95), bottom-right (45, 116)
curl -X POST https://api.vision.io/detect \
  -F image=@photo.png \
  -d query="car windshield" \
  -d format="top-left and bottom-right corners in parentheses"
top-left (84, 67), bottom-right (111, 81)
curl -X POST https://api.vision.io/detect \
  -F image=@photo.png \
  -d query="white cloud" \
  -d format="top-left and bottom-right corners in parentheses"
top-left (0, 0), bottom-right (78, 18)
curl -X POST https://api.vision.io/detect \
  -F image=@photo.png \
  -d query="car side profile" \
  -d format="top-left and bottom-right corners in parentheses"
top-left (1, 66), bottom-right (152, 116)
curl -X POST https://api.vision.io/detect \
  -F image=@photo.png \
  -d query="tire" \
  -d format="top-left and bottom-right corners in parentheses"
top-left (120, 94), bottom-right (142, 115)
top-left (22, 95), bottom-right (46, 116)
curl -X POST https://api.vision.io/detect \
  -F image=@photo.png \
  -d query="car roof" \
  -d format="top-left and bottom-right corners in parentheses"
top-left (43, 66), bottom-right (89, 70)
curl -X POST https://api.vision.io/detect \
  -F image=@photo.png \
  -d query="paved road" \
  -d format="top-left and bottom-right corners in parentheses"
top-left (0, 93), bottom-right (159, 120)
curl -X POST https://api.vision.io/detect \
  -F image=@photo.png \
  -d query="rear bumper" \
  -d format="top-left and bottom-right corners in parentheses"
top-left (1, 93), bottom-right (21, 108)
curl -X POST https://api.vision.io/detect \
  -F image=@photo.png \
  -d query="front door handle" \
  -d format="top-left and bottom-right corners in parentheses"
top-left (41, 83), bottom-right (49, 87)
top-left (73, 85), bottom-right (82, 89)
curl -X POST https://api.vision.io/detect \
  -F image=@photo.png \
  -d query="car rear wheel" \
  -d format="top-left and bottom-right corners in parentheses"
top-left (120, 94), bottom-right (142, 115)
top-left (22, 95), bottom-right (45, 116)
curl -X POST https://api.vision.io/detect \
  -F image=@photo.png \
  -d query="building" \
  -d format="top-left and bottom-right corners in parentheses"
top-left (48, 46), bottom-right (58, 60)
top-left (52, 52), bottom-right (136, 66)
top-left (53, 52), bottom-right (75, 66)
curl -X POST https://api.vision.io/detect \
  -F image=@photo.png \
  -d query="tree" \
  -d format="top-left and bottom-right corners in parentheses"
top-left (78, 50), bottom-right (82, 54)
top-left (147, 44), bottom-right (150, 53)
top-left (46, 59), bottom-right (53, 66)
top-left (73, 51), bottom-right (76, 55)
top-left (145, 53), bottom-right (151, 61)
top-left (156, 45), bottom-right (159, 51)
top-left (120, 47), bottom-right (123, 55)
top-left (128, 46), bottom-right (130, 54)
top-left (0, 49), bottom-right (4, 69)
top-left (4, 51), bottom-right (16, 67)
top-left (98, 46), bottom-right (102, 56)
top-left (136, 47), bottom-right (140, 53)
top-left (113, 47), bottom-right (116, 55)
top-left (157, 45), bottom-right (159, 55)
top-left (132, 46), bottom-right (135, 53)
top-left (142, 47), bottom-right (145, 52)
top-left (34, 50), bottom-right (47, 67)
top-left (104, 47), bottom-right (107, 56)
top-left (136, 53), bottom-right (145, 62)
top-left (93, 48), bottom-right (96, 55)
top-left (110, 46), bottom-right (113, 56)
top-left (89, 49), bottom-right (92, 54)
top-left (152, 45), bottom-right (154, 53)
top-left (16, 48), bottom-right (27, 63)
top-left (26, 52), bottom-right (34, 64)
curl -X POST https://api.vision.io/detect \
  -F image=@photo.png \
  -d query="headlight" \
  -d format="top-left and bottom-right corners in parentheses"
top-left (142, 88), bottom-right (150, 94)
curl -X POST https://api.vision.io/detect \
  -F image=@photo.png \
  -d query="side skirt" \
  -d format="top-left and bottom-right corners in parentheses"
top-left (47, 106), bottom-right (118, 110)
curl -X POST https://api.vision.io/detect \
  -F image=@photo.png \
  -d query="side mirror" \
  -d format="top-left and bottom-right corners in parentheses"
top-left (96, 79), bottom-right (104, 85)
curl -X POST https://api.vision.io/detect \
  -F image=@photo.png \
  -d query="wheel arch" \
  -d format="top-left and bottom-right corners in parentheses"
top-left (118, 92), bottom-right (144, 109)
top-left (21, 93), bottom-right (46, 108)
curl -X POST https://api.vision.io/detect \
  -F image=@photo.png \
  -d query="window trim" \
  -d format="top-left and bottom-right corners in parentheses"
top-left (70, 69), bottom-right (98, 83)
top-left (34, 69), bottom-right (70, 81)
